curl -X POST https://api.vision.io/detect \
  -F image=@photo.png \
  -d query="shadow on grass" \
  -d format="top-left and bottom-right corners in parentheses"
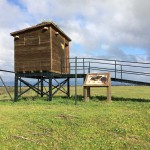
top-left (1, 95), bottom-right (150, 103)
top-left (93, 95), bottom-right (150, 102)
top-left (0, 99), bottom-right (12, 103)
top-left (60, 95), bottom-right (150, 103)
top-left (66, 95), bottom-right (150, 103)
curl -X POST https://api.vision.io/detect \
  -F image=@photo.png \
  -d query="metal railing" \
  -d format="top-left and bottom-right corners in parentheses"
top-left (1, 57), bottom-right (150, 85)
top-left (67, 57), bottom-right (150, 84)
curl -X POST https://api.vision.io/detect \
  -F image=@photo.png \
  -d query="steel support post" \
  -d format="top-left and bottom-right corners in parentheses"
top-left (41, 78), bottom-right (44, 97)
top-left (19, 77), bottom-right (21, 94)
top-left (67, 77), bottom-right (70, 98)
top-left (37, 79), bottom-right (40, 96)
top-left (48, 74), bottom-right (52, 101)
top-left (14, 74), bottom-right (18, 102)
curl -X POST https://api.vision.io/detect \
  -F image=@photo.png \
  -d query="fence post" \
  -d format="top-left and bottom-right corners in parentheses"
top-left (75, 57), bottom-right (77, 105)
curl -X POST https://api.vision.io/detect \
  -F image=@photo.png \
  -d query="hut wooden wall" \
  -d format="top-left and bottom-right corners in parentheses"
top-left (14, 26), bottom-right (70, 74)
top-left (15, 28), bottom-right (51, 72)
top-left (50, 27), bottom-right (70, 74)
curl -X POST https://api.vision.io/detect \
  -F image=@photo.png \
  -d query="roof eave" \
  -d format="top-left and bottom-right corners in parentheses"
top-left (10, 22), bottom-right (71, 41)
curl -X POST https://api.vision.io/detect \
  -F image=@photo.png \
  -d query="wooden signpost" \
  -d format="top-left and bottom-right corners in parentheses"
top-left (83, 73), bottom-right (111, 101)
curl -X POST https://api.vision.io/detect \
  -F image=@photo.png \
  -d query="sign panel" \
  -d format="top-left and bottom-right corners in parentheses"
top-left (83, 73), bottom-right (111, 101)
top-left (84, 73), bottom-right (110, 86)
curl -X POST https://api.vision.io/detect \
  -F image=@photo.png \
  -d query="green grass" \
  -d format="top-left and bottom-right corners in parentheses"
top-left (0, 86), bottom-right (150, 149)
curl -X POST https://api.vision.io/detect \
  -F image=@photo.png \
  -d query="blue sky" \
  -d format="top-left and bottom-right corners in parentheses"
top-left (0, 0), bottom-right (150, 75)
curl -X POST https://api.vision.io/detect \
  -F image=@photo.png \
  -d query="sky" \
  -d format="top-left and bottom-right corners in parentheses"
top-left (0, 0), bottom-right (150, 73)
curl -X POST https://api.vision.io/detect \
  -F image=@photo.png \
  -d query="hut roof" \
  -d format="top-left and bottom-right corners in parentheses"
top-left (10, 21), bottom-right (71, 41)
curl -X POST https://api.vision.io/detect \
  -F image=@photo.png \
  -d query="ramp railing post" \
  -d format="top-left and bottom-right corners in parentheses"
top-left (115, 60), bottom-right (117, 79)
top-left (75, 57), bottom-right (77, 105)
top-left (88, 62), bottom-right (91, 73)
top-left (121, 65), bottom-right (122, 80)
top-left (69, 62), bottom-right (71, 74)
top-left (83, 58), bottom-right (85, 74)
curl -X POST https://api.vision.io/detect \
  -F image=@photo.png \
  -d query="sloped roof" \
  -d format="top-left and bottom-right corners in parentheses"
top-left (10, 21), bottom-right (71, 41)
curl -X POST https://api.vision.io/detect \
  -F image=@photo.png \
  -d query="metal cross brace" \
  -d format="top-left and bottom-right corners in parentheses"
top-left (18, 78), bottom-right (49, 97)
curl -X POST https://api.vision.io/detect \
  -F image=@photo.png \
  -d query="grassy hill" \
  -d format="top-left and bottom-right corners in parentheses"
top-left (0, 86), bottom-right (150, 149)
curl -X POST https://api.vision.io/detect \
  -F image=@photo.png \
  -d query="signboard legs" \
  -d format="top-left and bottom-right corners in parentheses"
top-left (107, 86), bottom-right (111, 101)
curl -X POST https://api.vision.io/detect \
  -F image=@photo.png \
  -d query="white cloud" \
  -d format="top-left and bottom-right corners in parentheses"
top-left (0, 0), bottom-right (150, 75)
top-left (0, 0), bottom-right (31, 75)
top-left (16, 0), bottom-right (150, 53)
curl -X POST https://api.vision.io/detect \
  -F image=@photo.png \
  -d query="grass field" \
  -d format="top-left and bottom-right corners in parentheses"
top-left (0, 86), bottom-right (150, 149)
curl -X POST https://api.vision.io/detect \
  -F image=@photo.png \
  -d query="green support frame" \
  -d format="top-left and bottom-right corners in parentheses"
top-left (14, 72), bottom-right (71, 102)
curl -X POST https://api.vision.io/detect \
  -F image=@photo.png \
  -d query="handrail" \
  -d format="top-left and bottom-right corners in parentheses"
top-left (68, 57), bottom-right (150, 65)
top-left (0, 57), bottom-right (149, 84)
top-left (0, 69), bottom-right (14, 73)
top-left (67, 57), bottom-right (150, 84)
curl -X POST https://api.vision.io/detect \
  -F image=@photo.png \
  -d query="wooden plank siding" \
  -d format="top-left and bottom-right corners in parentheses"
top-left (52, 28), bottom-right (65, 73)
top-left (14, 28), bottom-right (51, 72)
top-left (11, 22), bottom-right (71, 74)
